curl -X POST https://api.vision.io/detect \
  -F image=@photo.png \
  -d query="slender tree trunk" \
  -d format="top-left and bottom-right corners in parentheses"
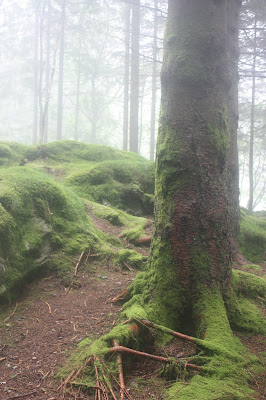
top-left (248, 16), bottom-right (257, 212)
top-left (90, 75), bottom-right (97, 143)
top-left (226, 0), bottom-right (241, 241)
top-left (43, 0), bottom-right (51, 143)
top-left (150, 0), bottom-right (158, 161)
top-left (123, 2), bottom-right (131, 151)
top-left (56, 0), bottom-right (66, 141)
top-left (39, 6), bottom-right (44, 143)
top-left (129, 0), bottom-right (140, 153)
top-left (33, 4), bottom-right (39, 144)
top-left (74, 35), bottom-right (81, 141)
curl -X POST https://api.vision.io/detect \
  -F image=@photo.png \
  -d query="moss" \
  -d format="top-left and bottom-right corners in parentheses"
top-left (117, 249), bottom-right (145, 269)
top-left (232, 269), bottom-right (266, 300)
top-left (239, 209), bottom-right (266, 262)
top-left (240, 264), bottom-right (263, 273)
top-left (66, 159), bottom-right (154, 216)
top-left (0, 167), bottom-right (110, 302)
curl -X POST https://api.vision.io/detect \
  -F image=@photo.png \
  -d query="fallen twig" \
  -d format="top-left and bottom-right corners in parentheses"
top-left (44, 301), bottom-right (52, 314)
top-left (113, 341), bottom-right (126, 400)
top-left (109, 288), bottom-right (128, 303)
top-left (134, 236), bottom-right (151, 246)
top-left (57, 369), bottom-right (76, 391)
top-left (94, 355), bottom-right (102, 400)
top-left (0, 357), bottom-right (6, 362)
top-left (74, 250), bottom-right (86, 276)
top-left (109, 345), bottom-right (201, 371)
top-left (71, 357), bottom-right (92, 382)
top-left (4, 303), bottom-right (18, 323)
top-left (123, 263), bottom-right (132, 272)
top-left (6, 390), bottom-right (37, 400)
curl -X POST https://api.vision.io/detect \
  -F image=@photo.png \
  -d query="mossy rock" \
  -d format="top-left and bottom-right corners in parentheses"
top-left (239, 208), bottom-right (266, 263)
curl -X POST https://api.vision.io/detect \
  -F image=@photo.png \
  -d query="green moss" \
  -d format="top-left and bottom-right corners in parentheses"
top-left (117, 249), bottom-right (145, 269)
top-left (239, 209), bottom-right (266, 262)
top-left (232, 269), bottom-right (266, 300)
top-left (241, 264), bottom-right (263, 273)
top-left (0, 167), bottom-right (109, 302)
top-left (66, 159), bottom-right (154, 216)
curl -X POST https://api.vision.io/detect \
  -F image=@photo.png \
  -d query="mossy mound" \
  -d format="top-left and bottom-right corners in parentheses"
top-left (0, 167), bottom-right (118, 303)
top-left (66, 159), bottom-right (154, 215)
top-left (239, 208), bottom-right (266, 263)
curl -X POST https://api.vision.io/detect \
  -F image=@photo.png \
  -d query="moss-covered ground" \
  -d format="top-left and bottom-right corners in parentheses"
top-left (0, 140), bottom-right (265, 399)
top-left (0, 140), bottom-right (153, 303)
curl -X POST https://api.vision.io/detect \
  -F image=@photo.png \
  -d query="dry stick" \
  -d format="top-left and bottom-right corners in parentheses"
top-left (94, 355), bottom-right (102, 400)
top-left (44, 301), bottom-right (52, 314)
top-left (6, 390), bottom-right (37, 400)
top-left (100, 381), bottom-right (110, 400)
top-left (74, 250), bottom-right (86, 276)
top-left (110, 288), bottom-right (128, 303)
top-left (109, 345), bottom-right (201, 372)
top-left (123, 263), bottom-right (132, 272)
top-left (139, 318), bottom-right (197, 345)
top-left (103, 372), bottom-right (118, 400)
top-left (84, 248), bottom-right (91, 264)
top-left (113, 341), bottom-right (129, 400)
top-left (4, 303), bottom-right (18, 323)
top-left (100, 359), bottom-right (132, 400)
top-left (70, 357), bottom-right (92, 383)
top-left (57, 369), bottom-right (77, 391)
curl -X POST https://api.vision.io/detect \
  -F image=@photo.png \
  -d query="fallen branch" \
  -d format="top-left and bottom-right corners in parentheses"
top-left (57, 369), bottom-right (76, 391)
top-left (139, 318), bottom-right (197, 345)
top-left (6, 390), bottom-right (37, 400)
top-left (134, 236), bottom-right (151, 246)
top-left (0, 357), bottom-right (6, 362)
top-left (109, 288), bottom-right (128, 303)
top-left (109, 345), bottom-right (201, 371)
top-left (4, 303), bottom-right (18, 323)
top-left (113, 341), bottom-right (126, 400)
top-left (74, 250), bottom-right (86, 276)
top-left (71, 357), bottom-right (92, 383)
top-left (44, 301), bottom-right (52, 314)
top-left (94, 355), bottom-right (102, 400)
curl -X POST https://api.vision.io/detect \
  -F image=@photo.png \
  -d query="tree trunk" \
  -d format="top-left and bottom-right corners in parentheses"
top-left (226, 0), bottom-right (241, 241)
top-left (123, 2), bottom-right (131, 151)
top-left (43, 0), bottom-right (51, 144)
top-left (248, 16), bottom-right (257, 212)
top-left (33, 4), bottom-right (39, 145)
top-left (129, 0), bottom-right (140, 153)
top-left (56, 0), bottom-right (66, 141)
top-left (150, 0), bottom-right (158, 161)
top-left (74, 35), bottom-right (81, 142)
top-left (141, 0), bottom-right (240, 332)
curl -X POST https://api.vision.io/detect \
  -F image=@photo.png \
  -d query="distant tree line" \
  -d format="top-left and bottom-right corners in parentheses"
top-left (0, 0), bottom-right (265, 209)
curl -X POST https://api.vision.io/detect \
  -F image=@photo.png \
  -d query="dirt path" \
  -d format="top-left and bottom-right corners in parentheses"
top-left (0, 269), bottom-right (136, 400)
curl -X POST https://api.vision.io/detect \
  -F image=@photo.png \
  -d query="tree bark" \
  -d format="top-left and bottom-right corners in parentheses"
top-left (145, 0), bottom-right (240, 331)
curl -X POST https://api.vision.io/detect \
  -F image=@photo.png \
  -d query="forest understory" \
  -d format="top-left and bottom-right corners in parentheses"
top-left (0, 141), bottom-right (265, 400)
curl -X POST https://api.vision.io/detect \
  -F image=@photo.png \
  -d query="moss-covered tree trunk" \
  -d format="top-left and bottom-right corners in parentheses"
top-left (144, 0), bottom-right (241, 332)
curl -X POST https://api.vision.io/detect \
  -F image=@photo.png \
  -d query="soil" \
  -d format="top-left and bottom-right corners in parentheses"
top-left (0, 214), bottom-right (265, 400)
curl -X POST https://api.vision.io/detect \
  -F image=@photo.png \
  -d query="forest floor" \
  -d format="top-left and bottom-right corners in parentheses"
top-left (0, 212), bottom-right (265, 400)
